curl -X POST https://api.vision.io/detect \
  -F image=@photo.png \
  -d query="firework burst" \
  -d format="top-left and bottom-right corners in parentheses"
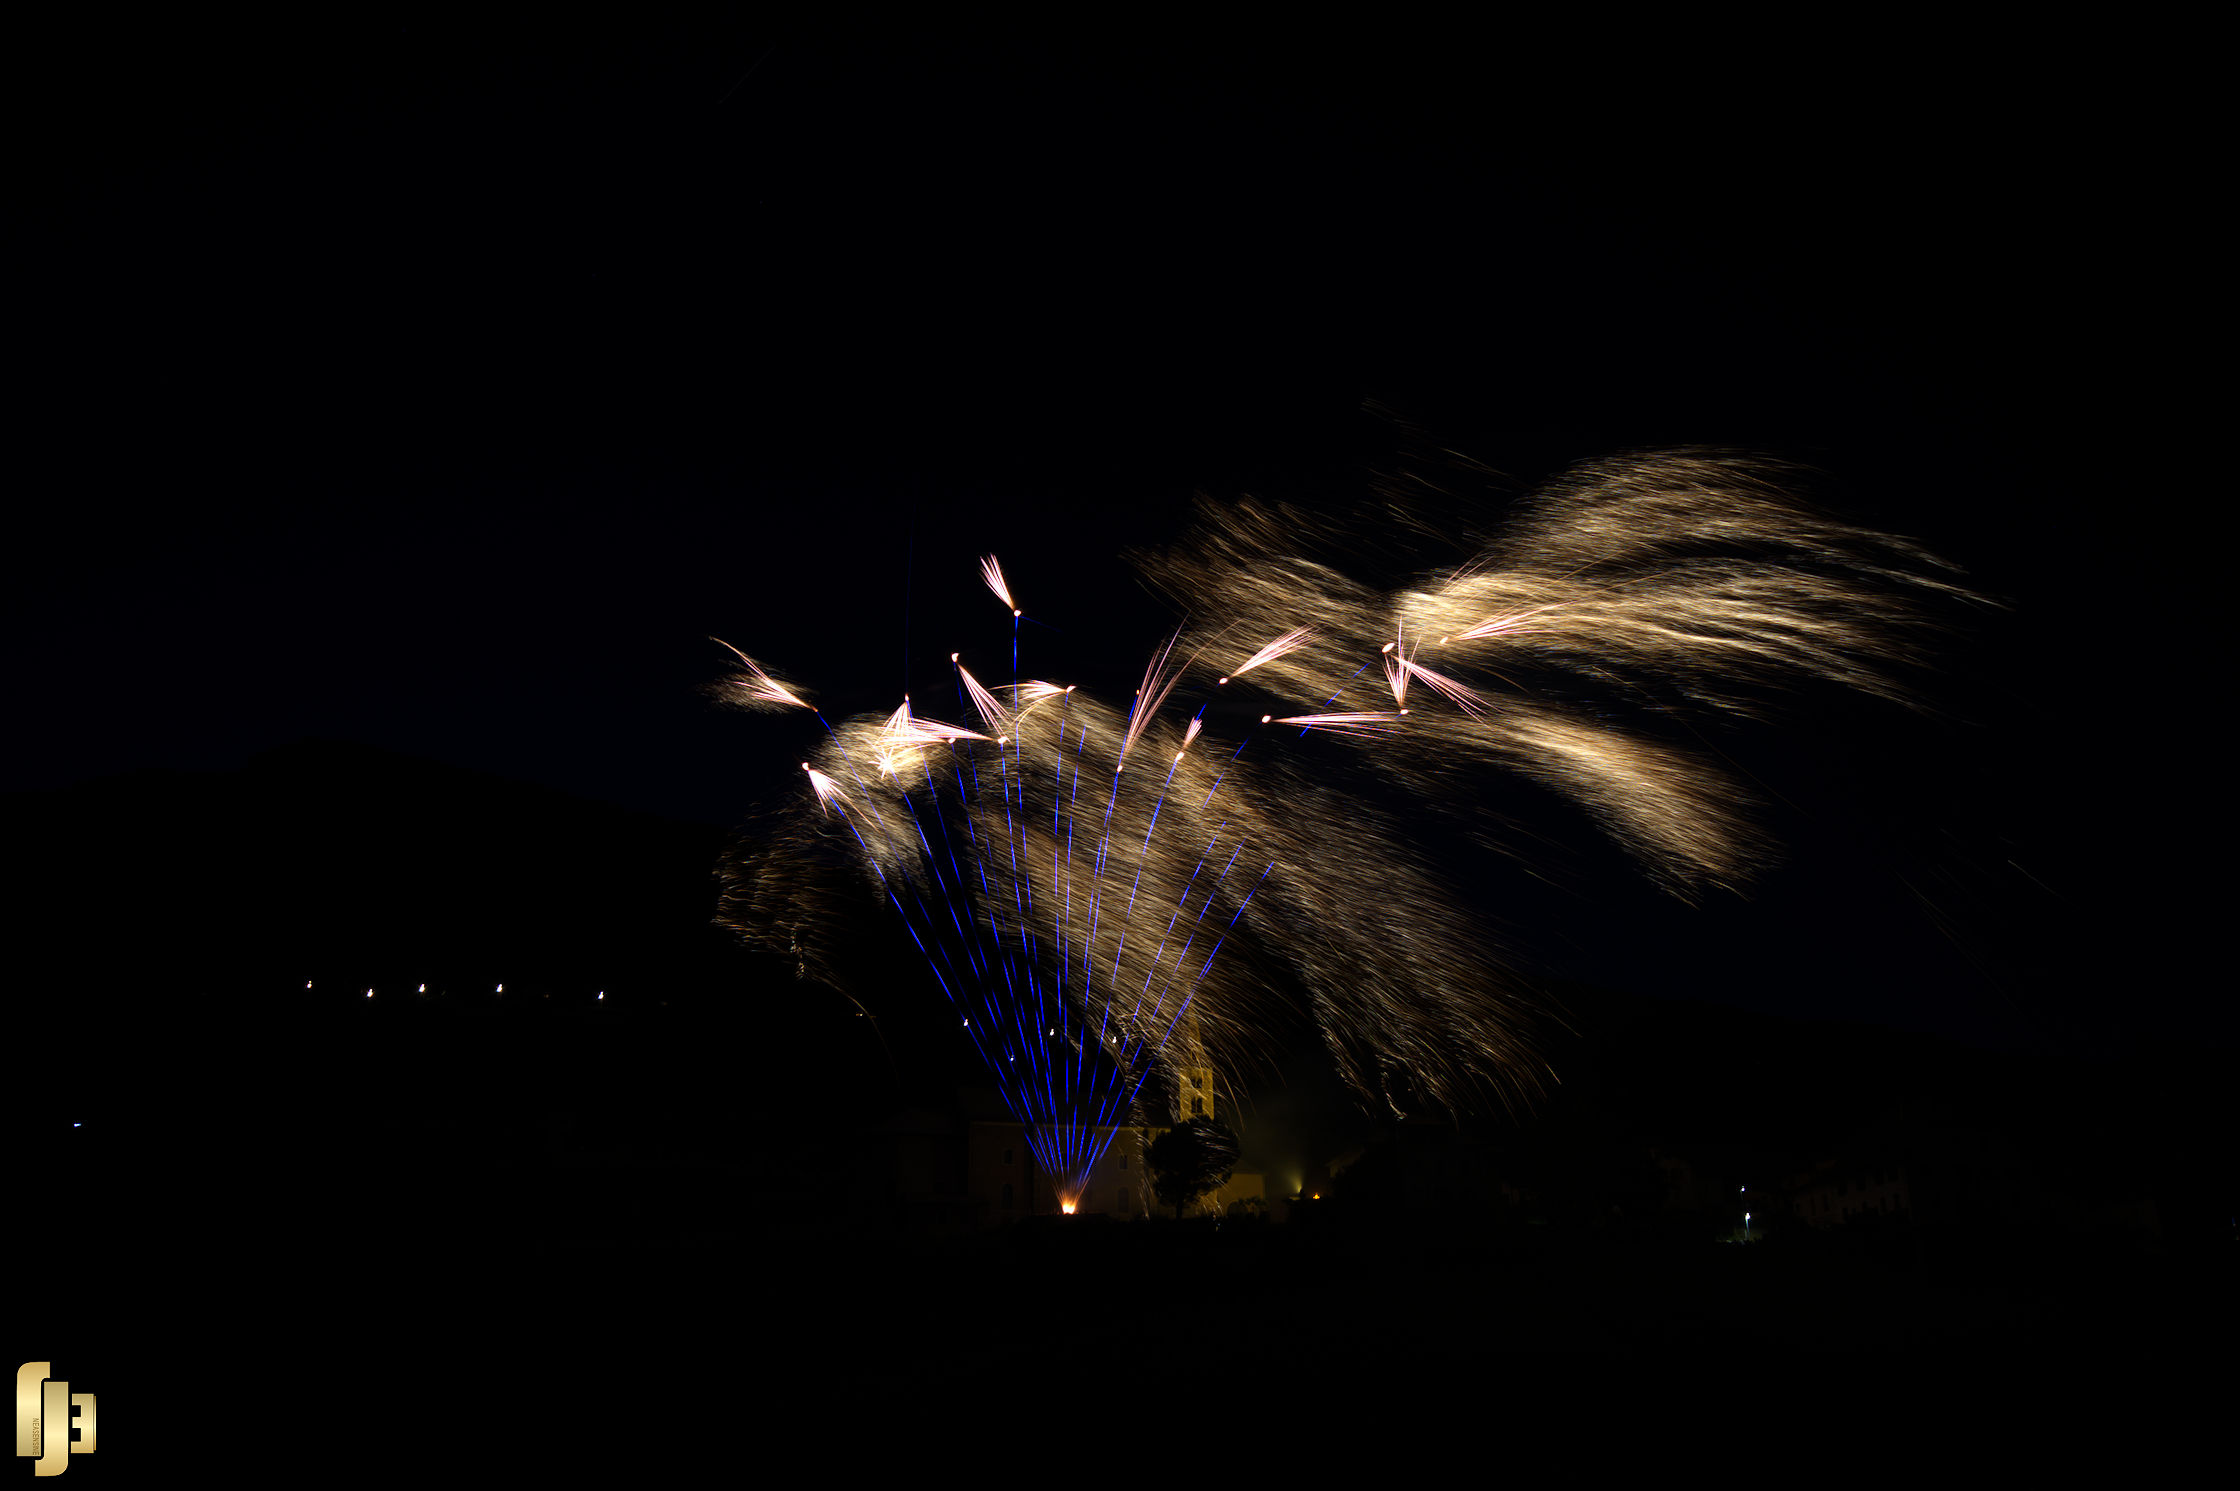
top-left (717, 449), bottom-right (1974, 1161)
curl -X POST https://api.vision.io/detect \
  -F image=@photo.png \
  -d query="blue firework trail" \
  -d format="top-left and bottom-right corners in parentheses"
top-left (775, 599), bottom-right (1290, 1205)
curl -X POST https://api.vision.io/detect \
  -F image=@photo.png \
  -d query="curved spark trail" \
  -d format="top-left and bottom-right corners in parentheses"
top-left (715, 450), bottom-right (1975, 1189)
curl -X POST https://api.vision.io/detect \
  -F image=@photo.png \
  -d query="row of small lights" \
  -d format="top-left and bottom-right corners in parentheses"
top-left (307, 980), bottom-right (606, 1002)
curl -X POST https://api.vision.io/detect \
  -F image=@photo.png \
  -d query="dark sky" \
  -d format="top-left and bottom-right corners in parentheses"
top-left (11, 20), bottom-right (2213, 1055)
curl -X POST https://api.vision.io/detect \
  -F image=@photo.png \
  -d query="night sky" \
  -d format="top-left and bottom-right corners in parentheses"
top-left (11, 19), bottom-right (2228, 1465)
top-left (12, 20), bottom-right (2215, 1060)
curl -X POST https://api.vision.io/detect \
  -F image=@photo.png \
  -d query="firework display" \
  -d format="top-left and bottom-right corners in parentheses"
top-left (716, 451), bottom-right (1970, 1201)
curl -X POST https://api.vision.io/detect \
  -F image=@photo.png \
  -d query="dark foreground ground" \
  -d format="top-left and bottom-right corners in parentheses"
top-left (12, 966), bottom-right (2234, 1476)
top-left (23, 1128), bottom-right (2230, 1478)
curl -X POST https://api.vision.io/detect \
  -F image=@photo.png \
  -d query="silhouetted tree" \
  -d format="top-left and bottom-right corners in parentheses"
top-left (1146, 1117), bottom-right (1240, 1219)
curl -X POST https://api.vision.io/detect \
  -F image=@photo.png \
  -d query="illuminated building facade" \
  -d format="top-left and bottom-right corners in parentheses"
top-left (957, 1067), bottom-right (1266, 1222)
top-left (1791, 1160), bottom-right (1913, 1226)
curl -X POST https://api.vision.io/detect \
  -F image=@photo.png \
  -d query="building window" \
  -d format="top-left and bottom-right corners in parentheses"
top-left (1192, 1096), bottom-right (1205, 1115)
top-left (1119, 1186), bottom-right (1130, 1210)
top-left (1002, 1183), bottom-right (1014, 1209)
top-left (1119, 1154), bottom-right (1127, 1170)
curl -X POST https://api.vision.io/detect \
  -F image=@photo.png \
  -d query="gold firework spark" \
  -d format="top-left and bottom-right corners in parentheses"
top-left (711, 639), bottom-right (814, 711)
top-left (720, 449), bottom-right (1977, 1122)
